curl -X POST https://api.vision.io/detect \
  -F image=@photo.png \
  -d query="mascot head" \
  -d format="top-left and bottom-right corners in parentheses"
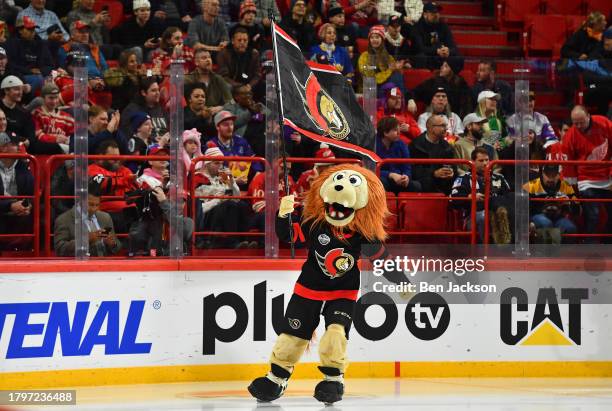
top-left (303, 164), bottom-right (389, 242)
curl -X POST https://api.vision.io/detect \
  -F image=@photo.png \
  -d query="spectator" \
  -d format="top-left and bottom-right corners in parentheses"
top-left (310, 23), bottom-right (354, 83)
top-left (581, 27), bottom-right (612, 116)
top-left (326, 6), bottom-right (356, 55)
top-left (125, 112), bottom-right (155, 172)
top-left (65, 0), bottom-right (121, 60)
top-left (216, 26), bottom-right (261, 93)
top-left (87, 139), bottom-right (138, 233)
top-left (85, 105), bottom-right (129, 154)
top-left (0, 76), bottom-right (52, 154)
top-left (475, 90), bottom-right (507, 148)
top-left (31, 83), bottom-right (74, 154)
top-left (451, 146), bottom-right (511, 244)
top-left (346, 0), bottom-right (378, 38)
top-left (414, 58), bottom-right (473, 118)
top-left (0, 3), bottom-right (20, 27)
top-left (150, 26), bottom-right (195, 73)
top-left (194, 145), bottom-right (251, 248)
top-left (58, 20), bottom-right (109, 79)
top-left (17, 0), bottom-right (69, 41)
top-left (247, 158), bottom-right (296, 247)
top-left (182, 128), bottom-right (204, 173)
top-left (417, 86), bottom-right (463, 139)
top-left (524, 164), bottom-right (577, 243)
top-left (559, 119), bottom-right (571, 141)
top-left (252, 0), bottom-right (280, 31)
top-left (409, 114), bottom-right (456, 194)
top-left (131, 145), bottom-right (194, 255)
top-left (561, 11), bottom-right (607, 61)
top-left (279, 0), bottom-right (316, 52)
top-left (223, 84), bottom-right (268, 155)
top-left (0, 47), bottom-right (9, 84)
top-left (454, 113), bottom-right (498, 176)
top-left (499, 126), bottom-right (546, 189)
top-left (5, 15), bottom-right (52, 95)
top-left (0, 131), bottom-right (33, 250)
top-left (50, 159), bottom-right (75, 221)
top-left (121, 77), bottom-right (168, 138)
top-left (403, 0), bottom-right (424, 25)
top-left (560, 106), bottom-right (612, 242)
top-left (357, 25), bottom-right (406, 97)
top-left (472, 60), bottom-right (514, 115)
top-left (54, 180), bottom-right (121, 257)
top-left (207, 110), bottom-right (262, 186)
top-left (104, 50), bottom-right (145, 112)
top-left (376, 86), bottom-right (420, 144)
top-left (384, 14), bottom-right (422, 67)
top-left (186, 0), bottom-right (229, 55)
top-left (184, 83), bottom-right (216, 138)
top-left (185, 48), bottom-right (232, 111)
top-left (53, 52), bottom-right (112, 110)
top-left (234, 0), bottom-right (265, 51)
top-left (295, 143), bottom-right (336, 195)
top-left (153, 0), bottom-right (196, 31)
top-left (413, 1), bottom-right (459, 69)
top-left (506, 91), bottom-right (558, 150)
top-left (112, 0), bottom-right (165, 62)
top-left (376, 116), bottom-right (420, 193)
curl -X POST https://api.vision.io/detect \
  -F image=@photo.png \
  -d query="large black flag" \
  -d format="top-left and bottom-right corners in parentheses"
top-left (272, 23), bottom-right (380, 162)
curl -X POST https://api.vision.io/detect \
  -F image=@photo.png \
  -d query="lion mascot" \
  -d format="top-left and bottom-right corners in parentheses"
top-left (248, 164), bottom-right (401, 404)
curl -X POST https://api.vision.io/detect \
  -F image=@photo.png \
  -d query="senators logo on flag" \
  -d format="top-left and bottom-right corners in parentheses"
top-left (272, 23), bottom-right (379, 162)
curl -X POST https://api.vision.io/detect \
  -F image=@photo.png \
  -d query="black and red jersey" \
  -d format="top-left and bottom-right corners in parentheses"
top-left (276, 216), bottom-right (387, 301)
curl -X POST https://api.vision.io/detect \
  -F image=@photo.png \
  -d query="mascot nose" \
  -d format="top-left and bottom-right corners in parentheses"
top-left (334, 185), bottom-right (343, 191)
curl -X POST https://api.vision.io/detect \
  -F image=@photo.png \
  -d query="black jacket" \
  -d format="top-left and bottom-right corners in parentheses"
top-left (561, 28), bottom-right (602, 60)
top-left (451, 171), bottom-right (510, 211)
top-left (413, 17), bottom-right (458, 57)
top-left (409, 133), bottom-right (456, 194)
top-left (279, 15), bottom-right (316, 53)
top-left (0, 159), bottom-right (34, 214)
top-left (5, 34), bottom-right (53, 77)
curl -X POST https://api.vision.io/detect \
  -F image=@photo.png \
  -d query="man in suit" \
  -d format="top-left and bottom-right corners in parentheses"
top-left (54, 180), bottom-right (121, 256)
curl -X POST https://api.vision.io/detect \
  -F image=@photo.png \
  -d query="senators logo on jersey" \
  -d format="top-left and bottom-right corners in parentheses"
top-left (315, 248), bottom-right (355, 279)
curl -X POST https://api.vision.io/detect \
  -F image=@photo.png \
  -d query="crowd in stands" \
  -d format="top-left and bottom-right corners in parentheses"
top-left (0, 0), bottom-right (611, 256)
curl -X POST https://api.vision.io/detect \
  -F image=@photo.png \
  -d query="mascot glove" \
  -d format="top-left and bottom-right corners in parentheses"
top-left (278, 195), bottom-right (296, 218)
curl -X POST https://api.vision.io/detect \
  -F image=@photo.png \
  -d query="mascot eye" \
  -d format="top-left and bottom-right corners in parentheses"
top-left (333, 172), bottom-right (346, 182)
top-left (348, 175), bottom-right (362, 186)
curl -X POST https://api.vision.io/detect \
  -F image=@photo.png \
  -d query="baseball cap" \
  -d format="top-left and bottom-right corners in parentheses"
top-left (70, 20), bottom-right (90, 31)
top-left (41, 82), bottom-right (60, 97)
top-left (314, 143), bottom-right (335, 166)
top-left (462, 113), bottom-right (487, 128)
top-left (1, 75), bottom-right (24, 89)
top-left (148, 145), bottom-right (169, 156)
top-left (15, 15), bottom-right (37, 29)
top-left (130, 112), bottom-right (151, 133)
top-left (423, 2), bottom-right (442, 13)
top-left (387, 86), bottom-right (403, 98)
top-left (477, 90), bottom-right (501, 103)
top-left (388, 14), bottom-right (402, 27)
top-left (46, 23), bottom-right (62, 35)
top-left (214, 110), bottom-right (236, 127)
top-left (433, 86), bottom-right (447, 96)
top-left (0, 47), bottom-right (6, 58)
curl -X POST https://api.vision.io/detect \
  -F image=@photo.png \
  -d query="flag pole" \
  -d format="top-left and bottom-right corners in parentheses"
top-left (270, 19), bottom-right (295, 259)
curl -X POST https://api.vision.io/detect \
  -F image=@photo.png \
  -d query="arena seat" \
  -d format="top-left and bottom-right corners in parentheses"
top-left (565, 15), bottom-right (584, 35)
top-left (356, 38), bottom-right (369, 54)
top-left (502, 0), bottom-right (541, 24)
top-left (385, 193), bottom-right (399, 231)
top-left (397, 192), bottom-right (449, 242)
top-left (544, 0), bottom-right (585, 16)
top-left (459, 69), bottom-right (476, 87)
top-left (524, 15), bottom-right (567, 57)
top-left (586, 0), bottom-right (612, 15)
top-left (403, 69), bottom-right (432, 91)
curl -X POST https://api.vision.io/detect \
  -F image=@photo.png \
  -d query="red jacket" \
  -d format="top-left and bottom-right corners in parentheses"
top-left (376, 107), bottom-right (421, 145)
top-left (247, 172), bottom-right (296, 213)
top-left (560, 115), bottom-right (612, 191)
top-left (88, 163), bottom-right (137, 213)
top-left (31, 107), bottom-right (74, 144)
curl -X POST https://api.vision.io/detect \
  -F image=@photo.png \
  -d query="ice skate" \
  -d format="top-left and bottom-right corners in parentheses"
top-left (313, 366), bottom-right (344, 404)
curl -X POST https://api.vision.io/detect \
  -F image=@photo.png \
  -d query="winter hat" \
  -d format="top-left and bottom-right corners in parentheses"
top-left (290, 0), bottom-right (306, 10)
top-left (318, 23), bottom-right (334, 41)
top-left (214, 110), bottom-right (236, 127)
top-left (327, 6), bottom-right (343, 19)
top-left (239, 0), bottom-right (257, 19)
top-left (133, 0), bottom-right (151, 10)
top-left (314, 143), bottom-right (335, 166)
top-left (204, 145), bottom-right (224, 165)
top-left (443, 57), bottom-right (464, 75)
top-left (130, 112), bottom-right (151, 134)
top-left (368, 25), bottom-right (386, 40)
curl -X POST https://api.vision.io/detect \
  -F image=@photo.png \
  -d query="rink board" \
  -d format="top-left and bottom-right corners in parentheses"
top-left (0, 259), bottom-right (611, 388)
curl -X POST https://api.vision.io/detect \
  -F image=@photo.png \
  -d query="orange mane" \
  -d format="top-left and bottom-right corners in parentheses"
top-left (302, 163), bottom-right (390, 242)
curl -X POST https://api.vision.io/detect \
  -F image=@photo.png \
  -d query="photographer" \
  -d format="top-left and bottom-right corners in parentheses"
top-left (54, 179), bottom-right (121, 257)
top-left (129, 145), bottom-right (194, 255)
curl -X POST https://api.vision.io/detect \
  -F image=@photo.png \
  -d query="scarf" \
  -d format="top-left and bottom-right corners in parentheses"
top-left (385, 32), bottom-right (404, 48)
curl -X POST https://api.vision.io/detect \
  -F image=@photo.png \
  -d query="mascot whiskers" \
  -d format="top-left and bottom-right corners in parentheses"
top-left (248, 164), bottom-right (407, 405)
